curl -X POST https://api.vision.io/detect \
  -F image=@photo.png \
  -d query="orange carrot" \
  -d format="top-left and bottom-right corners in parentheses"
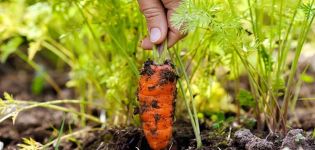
top-left (137, 59), bottom-right (177, 150)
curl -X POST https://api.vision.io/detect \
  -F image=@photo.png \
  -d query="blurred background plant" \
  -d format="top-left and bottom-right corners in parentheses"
top-left (172, 0), bottom-right (315, 133)
top-left (1, 0), bottom-right (147, 127)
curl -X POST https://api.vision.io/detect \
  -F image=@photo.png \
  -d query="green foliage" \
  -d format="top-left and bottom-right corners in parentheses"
top-left (300, 2), bottom-right (315, 18)
top-left (301, 73), bottom-right (314, 83)
top-left (1, 0), bottom-right (146, 126)
top-left (0, 96), bottom-right (101, 125)
top-left (0, 92), bottom-right (19, 124)
top-left (31, 66), bottom-right (45, 95)
top-left (238, 89), bottom-right (255, 107)
top-left (0, 37), bottom-right (23, 62)
top-left (18, 138), bottom-right (43, 150)
top-left (172, 0), bottom-right (315, 133)
top-left (54, 118), bottom-right (65, 150)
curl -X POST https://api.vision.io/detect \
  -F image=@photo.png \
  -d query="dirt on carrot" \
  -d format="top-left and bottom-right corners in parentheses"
top-left (137, 59), bottom-right (178, 150)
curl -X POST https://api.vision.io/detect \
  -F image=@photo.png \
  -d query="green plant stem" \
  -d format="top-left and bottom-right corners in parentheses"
top-left (299, 98), bottom-right (315, 101)
top-left (282, 0), bottom-right (315, 132)
top-left (54, 117), bottom-right (65, 150)
top-left (269, 0), bottom-right (276, 52)
top-left (233, 45), bottom-right (285, 131)
top-left (43, 127), bottom-right (96, 148)
top-left (272, 0), bottom-right (301, 131)
top-left (74, 2), bottom-right (99, 126)
top-left (290, 67), bottom-right (307, 111)
top-left (41, 40), bottom-right (73, 67)
top-left (177, 80), bottom-right (199, 141)
top-left (276, 0), bottom-right (301, 85)
top-left (45, 37), bottom-right (75, 61)
top-left (173, 49), bottom-right (202, 148)
top-left (2, 100), bottom-right (102, 124)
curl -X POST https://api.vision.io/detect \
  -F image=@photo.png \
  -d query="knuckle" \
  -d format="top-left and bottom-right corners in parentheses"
top-left (162, 0), bottom-right (180, 9)
top-left (141, 7), bottom-right (163, 21)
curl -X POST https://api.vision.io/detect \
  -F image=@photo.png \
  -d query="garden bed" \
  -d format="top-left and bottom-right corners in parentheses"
top-left (1, 57), bottom-right (315, 150)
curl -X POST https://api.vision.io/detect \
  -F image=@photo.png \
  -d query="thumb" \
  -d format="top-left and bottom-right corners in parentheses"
top-left (138, 0), bottom-right (168, 44)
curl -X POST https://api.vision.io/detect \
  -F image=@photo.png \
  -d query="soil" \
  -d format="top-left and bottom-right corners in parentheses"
top-left (1, 55), bottom-right (315, 150)
top-left (75, 122), bottom-right (315, 150)
top-left (0, 55), bottom-right (75, 149)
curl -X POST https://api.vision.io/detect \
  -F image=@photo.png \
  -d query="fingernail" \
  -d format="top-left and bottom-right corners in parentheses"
top-left (150, 28), bottom-right (161, 43)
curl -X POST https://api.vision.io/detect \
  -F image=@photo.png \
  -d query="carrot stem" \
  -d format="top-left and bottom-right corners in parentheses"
top-left (170, 48), bottom-right (202, 148)
top-left (154, 41), bottom-right (168, 64)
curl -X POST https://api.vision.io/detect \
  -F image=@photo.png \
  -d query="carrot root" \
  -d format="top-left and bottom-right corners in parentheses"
top-left (137, 59), bottom-right (178, 150)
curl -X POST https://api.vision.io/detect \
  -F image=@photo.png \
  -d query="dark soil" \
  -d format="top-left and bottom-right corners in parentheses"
top-left (83, 120), bottom-right (232, 150)
top-left (0, 55), bottom-right (75, 149)
top-left (82, 123), bottom-right (315, 150)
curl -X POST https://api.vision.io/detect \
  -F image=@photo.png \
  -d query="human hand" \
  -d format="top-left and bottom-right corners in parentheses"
top-left (137, 0), bottom-right (184, 50)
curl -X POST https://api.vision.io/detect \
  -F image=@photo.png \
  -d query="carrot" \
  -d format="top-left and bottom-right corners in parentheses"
top-left (137, 59), bottom-right (177, 150)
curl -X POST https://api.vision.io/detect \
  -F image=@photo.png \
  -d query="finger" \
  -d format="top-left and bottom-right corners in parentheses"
top-left (140, 34), bottom-right (185, 49)
top-left (140, 22), bottom-right (186, 49)
top-left (167, 27), bottom-right (185, 48)
top-left (141, 37), bottom-right (154, 50)
top-left (138, 0), bottom-right (168, 44)
top-left (162, 0), bottom-right (185, 47)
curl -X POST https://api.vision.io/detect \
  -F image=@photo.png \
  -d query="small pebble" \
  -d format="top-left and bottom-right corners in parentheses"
top-left (234, 129), bottom-right (274, 150)
top-left (281, 129), bottom-right (310, 150)
top-left (234, 129), bottom-right (256, 147)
